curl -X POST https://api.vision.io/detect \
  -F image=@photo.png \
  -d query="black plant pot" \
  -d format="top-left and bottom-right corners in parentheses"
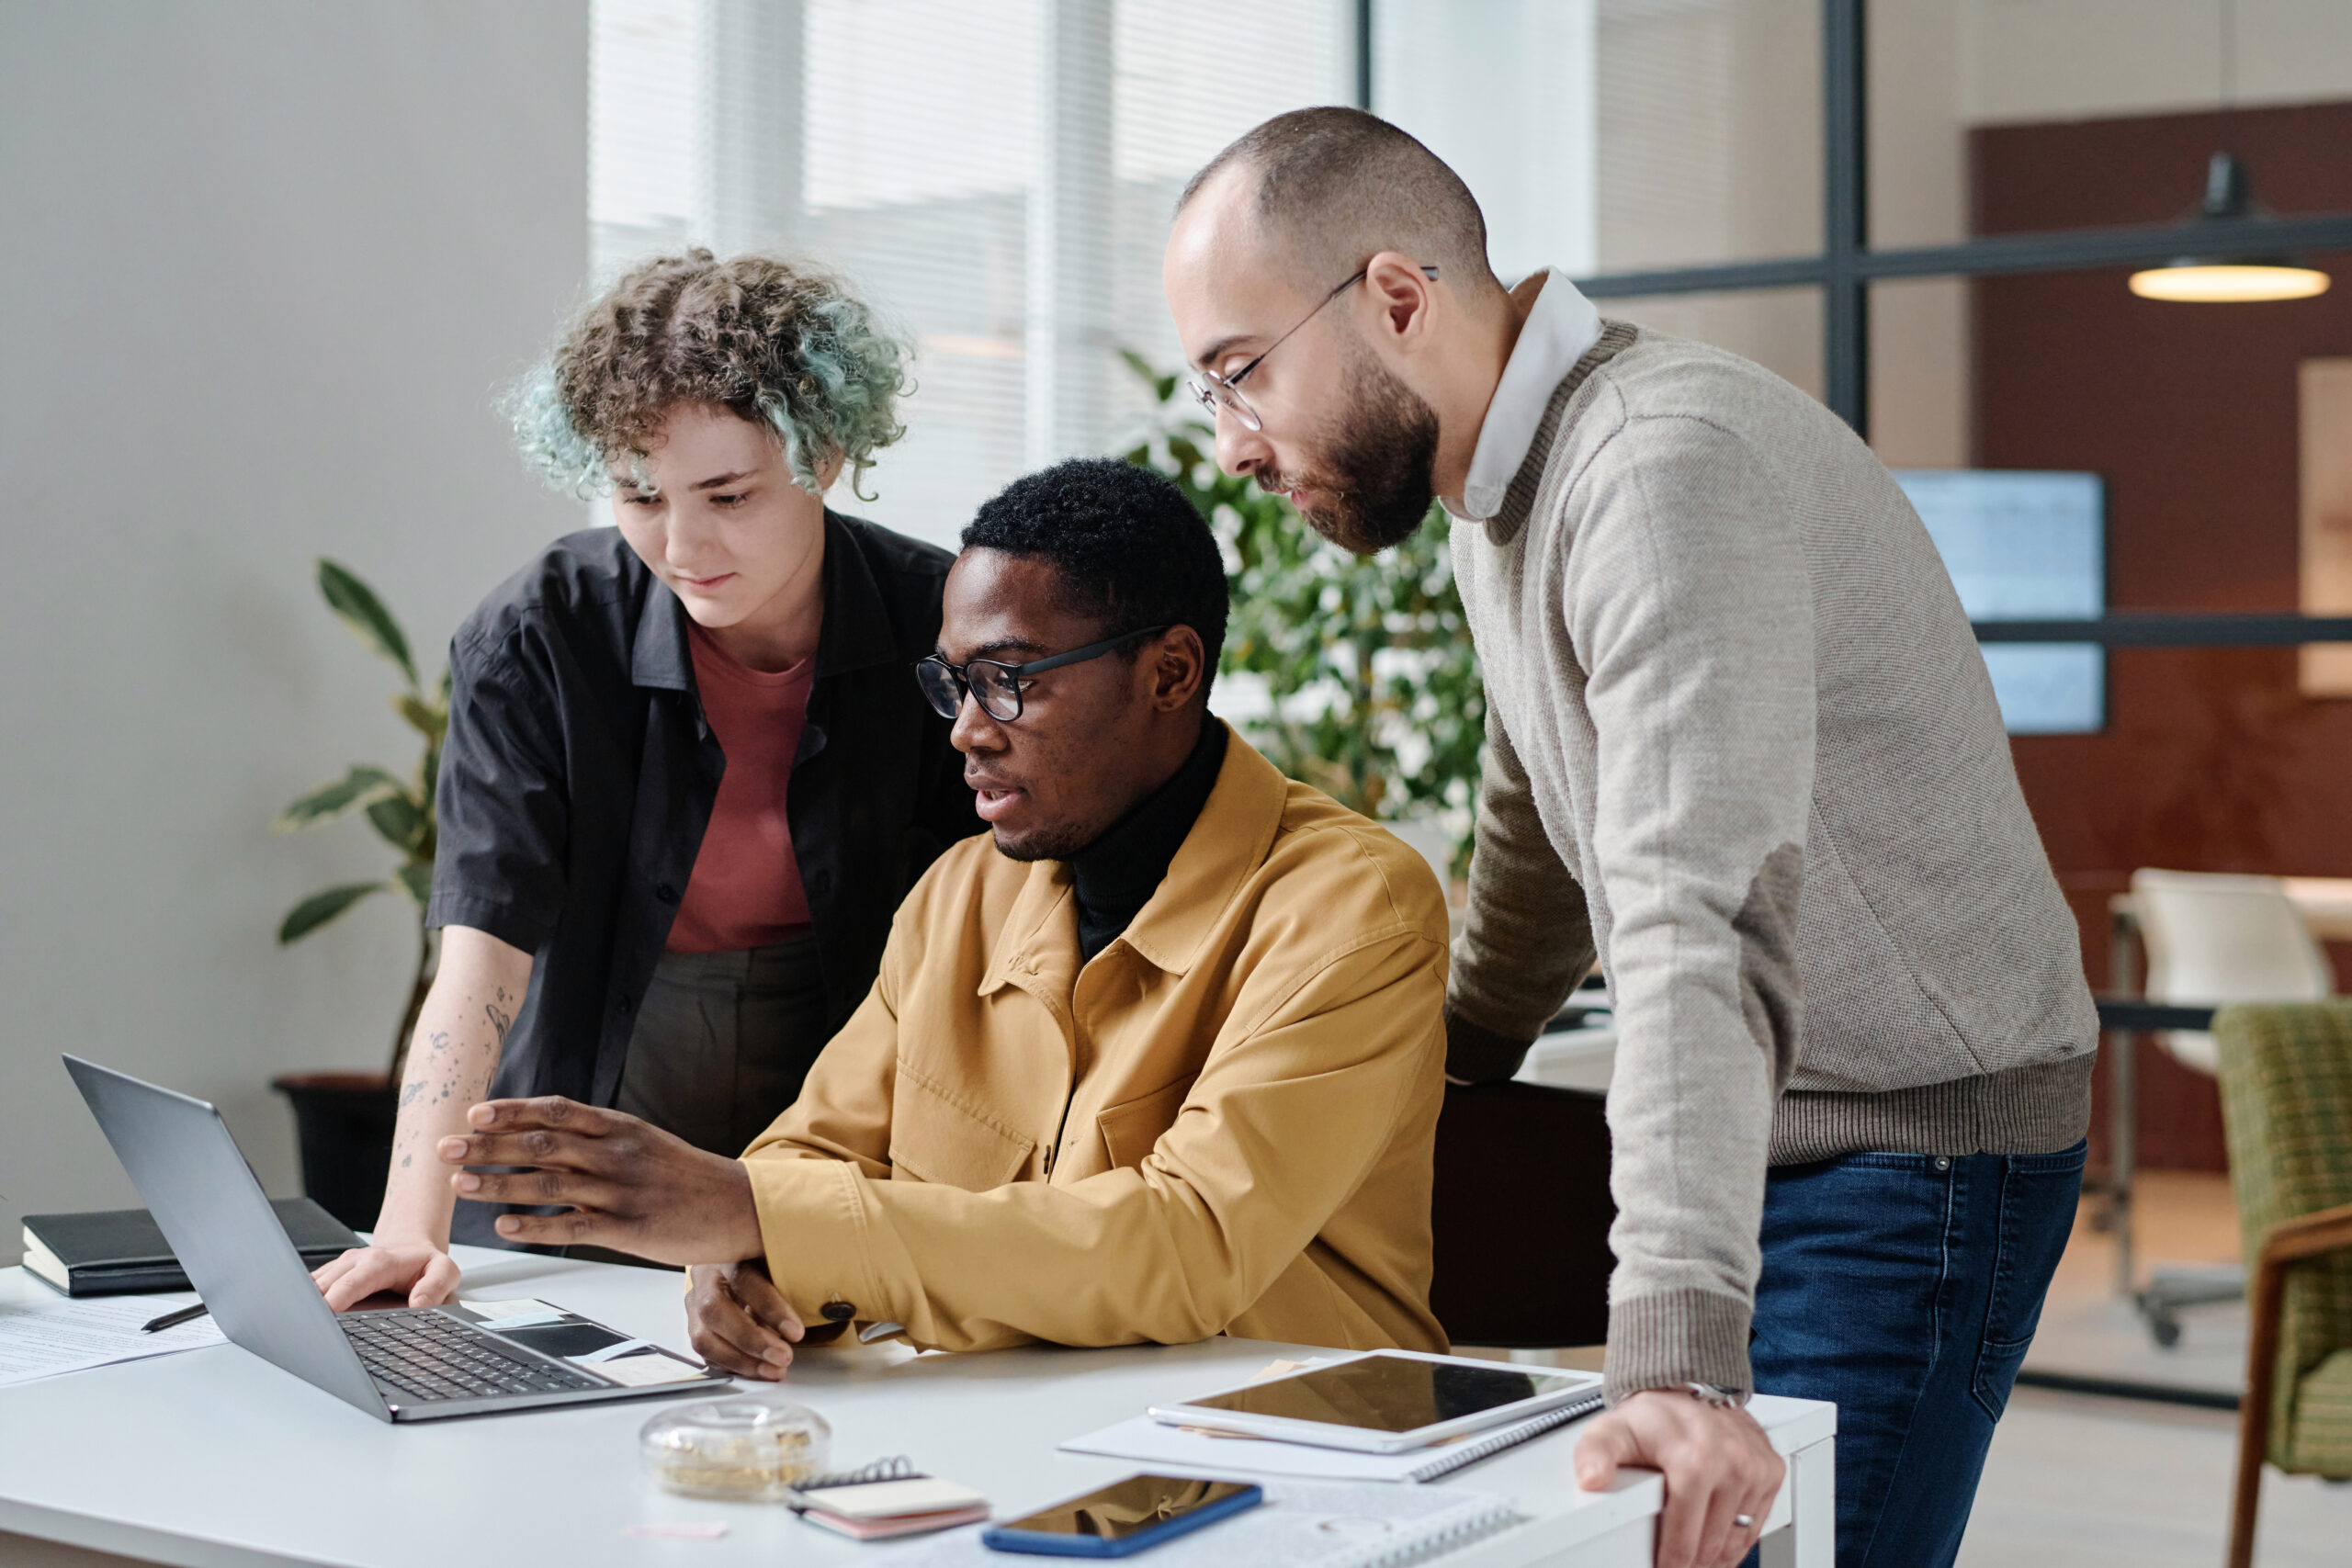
top-left (271, 1072), bottom-right (397, 1231)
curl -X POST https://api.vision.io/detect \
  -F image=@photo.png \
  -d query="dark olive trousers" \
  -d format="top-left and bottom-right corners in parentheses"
top-left (615, 935), bottom-right (830, 1158)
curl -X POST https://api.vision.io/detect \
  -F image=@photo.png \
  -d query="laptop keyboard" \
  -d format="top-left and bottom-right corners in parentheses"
top-left (344, 1308), bottom-right (607, 1404)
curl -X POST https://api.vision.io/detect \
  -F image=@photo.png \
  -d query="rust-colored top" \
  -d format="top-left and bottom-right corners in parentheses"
top-left (667, 624), bottom-right (814, 953)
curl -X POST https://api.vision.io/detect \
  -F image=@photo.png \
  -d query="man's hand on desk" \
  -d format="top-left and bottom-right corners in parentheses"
top-left (438, 1097), bottom-right (765, 1264)
top-left (1572, 1390), bottom-right (1784, 1568)
top-left (685, 1261), bottom-right (806, 1380)
top-left (311, 1239), bottom-right (462, 1311)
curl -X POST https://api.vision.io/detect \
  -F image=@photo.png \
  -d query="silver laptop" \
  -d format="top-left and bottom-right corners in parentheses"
top-left (63, 1054), bottom-right (729, 1422)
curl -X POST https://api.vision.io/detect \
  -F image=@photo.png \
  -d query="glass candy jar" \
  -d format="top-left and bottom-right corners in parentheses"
top-left (639, 1392), bottom-right (831, 1501)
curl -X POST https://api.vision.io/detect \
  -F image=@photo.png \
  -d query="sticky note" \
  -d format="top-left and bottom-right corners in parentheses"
top-left (597, 1353), bottom-right (709, 1387)
top-left (621, 1521), bottom-right (729, 1539)
top-left (477, 1311), bottom-right (566, 1332)
top-left (461, 1298), bottom-right (557, 1319)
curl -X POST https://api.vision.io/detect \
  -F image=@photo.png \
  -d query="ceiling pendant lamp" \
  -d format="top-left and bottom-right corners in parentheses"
top-left (2129, 152), bottom-right (2331, 302)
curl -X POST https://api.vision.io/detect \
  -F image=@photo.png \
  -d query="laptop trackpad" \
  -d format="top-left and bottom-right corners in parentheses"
top-left (492, 1321), bottom-right (632, 1360)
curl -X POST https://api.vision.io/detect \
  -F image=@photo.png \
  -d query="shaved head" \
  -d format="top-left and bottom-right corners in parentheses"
top-left (1178, 107), bottom-right (1503, 300)
top-left (1165, 107), bottom-right (1539, 559)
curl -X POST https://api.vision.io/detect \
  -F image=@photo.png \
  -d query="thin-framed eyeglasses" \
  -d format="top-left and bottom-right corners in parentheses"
top-left (914, 626), bottom-right (1172, 723)
top-left (1188, 264), bottom-right (1441, 432)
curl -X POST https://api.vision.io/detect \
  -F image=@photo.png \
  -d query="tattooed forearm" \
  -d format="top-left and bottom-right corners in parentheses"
top-left (368, 931), bottom-right (533, 1247)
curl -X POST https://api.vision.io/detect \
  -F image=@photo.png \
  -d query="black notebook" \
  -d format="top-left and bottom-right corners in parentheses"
top-left (20, 1199), bottom-right (361, 1296)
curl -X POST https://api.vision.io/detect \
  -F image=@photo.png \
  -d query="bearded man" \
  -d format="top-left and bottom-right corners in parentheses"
top-left (1163, 107), bottom-right (2096, 1568)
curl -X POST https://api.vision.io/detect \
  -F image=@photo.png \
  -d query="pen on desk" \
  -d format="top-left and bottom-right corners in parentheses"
top-left (140, 1302), bottom-right (210, 1334)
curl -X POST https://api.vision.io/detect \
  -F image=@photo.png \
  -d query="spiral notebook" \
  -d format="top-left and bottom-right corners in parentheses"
top-left (1059, 1394), bottom-right (1602, 1484)
top-left (786, 1456), bottom-right (990, 1540)
top-left (875, 1482), bottom-right (1518, 1568)
top-left (785, 1454), bottom-right (930, 1498)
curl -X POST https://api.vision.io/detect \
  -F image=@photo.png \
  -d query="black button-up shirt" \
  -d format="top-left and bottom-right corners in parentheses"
top-left (427, 511), bottom-right (978, 1113)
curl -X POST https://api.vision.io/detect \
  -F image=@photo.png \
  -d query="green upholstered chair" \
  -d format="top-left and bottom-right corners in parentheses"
top-left (2213, 1002), bottom-right (2352, 1568)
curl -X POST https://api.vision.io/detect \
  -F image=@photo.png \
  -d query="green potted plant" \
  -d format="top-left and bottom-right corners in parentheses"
top-left (1120, 354), bottom-right (1484, 879)
top-left (270, 560), bottom-right (447, 1228)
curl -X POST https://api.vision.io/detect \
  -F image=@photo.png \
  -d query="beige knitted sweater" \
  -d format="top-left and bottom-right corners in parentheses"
top-left (1447, 321), bottom-right (2097, 1402)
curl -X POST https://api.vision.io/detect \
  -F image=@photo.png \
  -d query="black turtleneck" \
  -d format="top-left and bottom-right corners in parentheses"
top-left (1069, 719), bottom-right (1230, 961)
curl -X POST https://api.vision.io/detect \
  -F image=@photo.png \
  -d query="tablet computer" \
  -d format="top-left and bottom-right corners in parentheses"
top-left (1145, 1349), bottom-right (1603, 1454)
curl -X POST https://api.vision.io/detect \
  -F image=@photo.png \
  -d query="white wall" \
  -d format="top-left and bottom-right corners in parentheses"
top-left (0, 2), bottom-right (590, 1263)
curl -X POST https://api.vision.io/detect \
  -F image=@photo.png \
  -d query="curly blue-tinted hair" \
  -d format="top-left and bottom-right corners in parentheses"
top-left (505, 249), bottom-right (910, 501)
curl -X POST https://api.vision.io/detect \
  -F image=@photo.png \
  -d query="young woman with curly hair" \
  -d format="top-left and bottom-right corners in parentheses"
top-left (312, 251), bottom-right (979, 1308)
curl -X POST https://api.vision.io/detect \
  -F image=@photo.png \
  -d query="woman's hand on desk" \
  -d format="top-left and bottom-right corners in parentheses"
top-left (311, 1238), bottom-right (461, 1311)
top-left (437, 1096), bottom-right (766, 1263)
top-left (685, 1261), bottom-right (806, 1380)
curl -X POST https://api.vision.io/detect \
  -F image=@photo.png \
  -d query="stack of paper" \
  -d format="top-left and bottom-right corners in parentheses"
top-left (0, 1292), bottom-right (225, 1388)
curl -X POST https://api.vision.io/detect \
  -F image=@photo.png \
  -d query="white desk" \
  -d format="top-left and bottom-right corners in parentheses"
top-left (0, 1249), bottom-right (1834, 1568)
top-left (1515, 1021), bottom-right (1617, 1095)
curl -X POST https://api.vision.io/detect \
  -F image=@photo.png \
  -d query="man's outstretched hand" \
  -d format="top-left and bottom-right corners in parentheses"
top-left (1572, 1390), bottom-right (1784, 1568)
top-left (439, 1097), bottom-right (764, 1265)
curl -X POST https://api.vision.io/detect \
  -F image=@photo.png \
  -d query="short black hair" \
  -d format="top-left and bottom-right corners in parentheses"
top-left (963, 458), bottom-right (1228, 682)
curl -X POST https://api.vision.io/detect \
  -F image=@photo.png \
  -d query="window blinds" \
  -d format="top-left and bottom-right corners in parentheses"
top-left (589, 0), bottom-right (1353, 547)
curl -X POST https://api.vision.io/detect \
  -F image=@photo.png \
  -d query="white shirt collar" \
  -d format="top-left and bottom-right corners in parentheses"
top-left (1442, 270), bottom-right (1604, 523)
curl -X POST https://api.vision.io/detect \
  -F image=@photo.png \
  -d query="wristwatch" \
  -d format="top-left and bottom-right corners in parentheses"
top-left (1680, 1381), bottom-right (1742, 1409)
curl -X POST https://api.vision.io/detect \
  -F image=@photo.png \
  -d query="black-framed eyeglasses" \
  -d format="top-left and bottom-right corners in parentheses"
top-left (1188, 264), bottom-right (1441, 432)
top-left (914, 626), bottom-right (1172, 723)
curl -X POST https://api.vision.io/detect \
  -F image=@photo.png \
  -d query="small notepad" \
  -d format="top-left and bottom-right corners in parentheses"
top-left (802, 1477), bottom-right (989, 1521)
top-left (789, 1463), bottom-right (991, 1541)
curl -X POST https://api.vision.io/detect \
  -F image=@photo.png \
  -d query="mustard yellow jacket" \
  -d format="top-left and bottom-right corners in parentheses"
top-left (741, 725), bottom-right (1450, 1355)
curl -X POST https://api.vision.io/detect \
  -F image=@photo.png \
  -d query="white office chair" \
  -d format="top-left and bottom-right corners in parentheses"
top-left (2134, 870), bottom-right (2333, 1069)
top-left (2126, 870), bottom-right (2333, 1344)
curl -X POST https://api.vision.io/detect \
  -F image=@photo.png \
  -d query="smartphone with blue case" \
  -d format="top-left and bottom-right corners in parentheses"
top-left (979, 1475), bottom-right (1262, 1557)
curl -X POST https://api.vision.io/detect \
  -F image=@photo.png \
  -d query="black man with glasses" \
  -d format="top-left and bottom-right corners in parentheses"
top-left (428, 457), bottom-right (1453, 1376)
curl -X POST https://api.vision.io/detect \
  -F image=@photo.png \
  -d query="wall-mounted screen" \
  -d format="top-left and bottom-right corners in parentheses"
top-left (1893, 469), bottom-right (2106, 736)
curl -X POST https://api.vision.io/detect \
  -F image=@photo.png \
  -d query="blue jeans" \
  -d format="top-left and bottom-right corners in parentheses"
top-left (1747, 1141), bottom-right (2086, 1568)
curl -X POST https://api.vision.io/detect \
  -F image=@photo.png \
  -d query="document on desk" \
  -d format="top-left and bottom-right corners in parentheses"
top-left (0, 1292), bottom-right (226, 1387)
top-left (1060, 1402), bottom-right (1600, 1484)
